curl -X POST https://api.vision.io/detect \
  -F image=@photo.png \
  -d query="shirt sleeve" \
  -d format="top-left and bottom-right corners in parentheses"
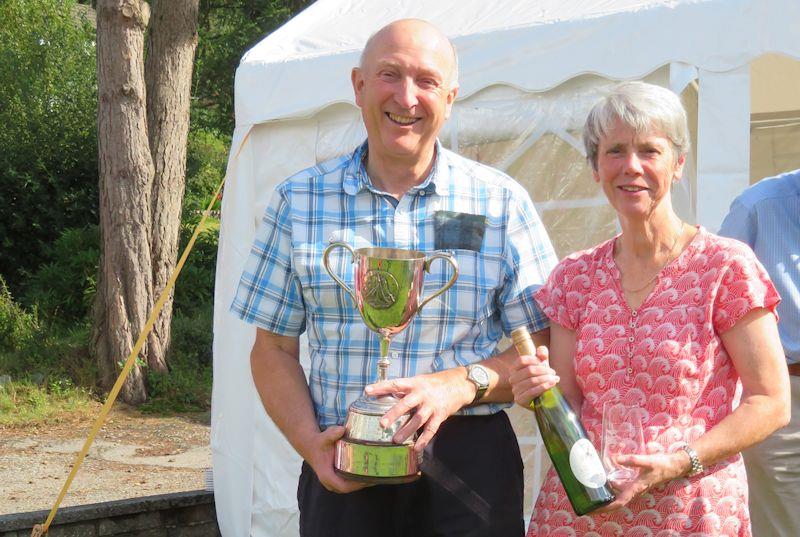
top-left (534, 259), bottom-right (581, 330)
top-left (498, 192), bottom-right (558, 335)
top-left (229, 187), bottom-right (306, 335)
top-left (712, 241), bottom-right (781, 334)
top-left (718, 198), bottom-right (756, 248)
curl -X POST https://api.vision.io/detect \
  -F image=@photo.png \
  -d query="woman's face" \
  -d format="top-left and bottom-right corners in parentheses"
top-left (593, 118), bottom-right (685, 222)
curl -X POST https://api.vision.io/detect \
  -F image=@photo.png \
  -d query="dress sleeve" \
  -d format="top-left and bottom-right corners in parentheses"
top-left (534, 259), bottom-right (581, 330)
top-left (712, 242), bottom-right (781, 334)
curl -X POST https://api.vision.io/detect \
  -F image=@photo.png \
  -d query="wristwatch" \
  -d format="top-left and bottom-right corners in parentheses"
top-left (465, 363), bottom-right (490, 405)
top-left (678, 443), bottom-right (704, 477)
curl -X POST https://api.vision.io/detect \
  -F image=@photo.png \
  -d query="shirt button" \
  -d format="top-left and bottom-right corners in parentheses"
top-left (627, 351), bottom-right (633, 357)
top-left (632, 310), bottom-right (638, 317)
top-left (627, 367), bottom-right (633, 374)
top-left (628, 336), bottom-right (634, 342)
top-left (419, 190), bottom-right (426, 196)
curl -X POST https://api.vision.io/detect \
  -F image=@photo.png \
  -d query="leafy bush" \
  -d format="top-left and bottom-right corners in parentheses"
top-left (0, 276), bottom-right (39, 354)
top-left (142, 306), bottom-right (213, 413)
top-left (183, 128), bottom-right (228, 222)
top-left (192, 0), bottom-right (315, 134)
top-left (173, 128), bottom-right (225, 318)
top-left (23, 225), bottom-right (99, 324)
top-left (0, 0), bottom-right (98, 292)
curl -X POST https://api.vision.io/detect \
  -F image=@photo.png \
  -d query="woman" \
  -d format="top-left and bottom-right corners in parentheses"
top-left (511, 82), bottom-right (790, 536)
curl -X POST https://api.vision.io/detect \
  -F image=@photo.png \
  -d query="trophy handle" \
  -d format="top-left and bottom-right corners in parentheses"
top-left (418, 252), bottom-right (459, 311)
top-left (322, 241), bottom-right (357, 303)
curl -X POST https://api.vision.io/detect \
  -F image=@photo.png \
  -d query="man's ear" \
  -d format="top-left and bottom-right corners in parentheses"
top-left (443, 84), bottom-right (459, 120)
top-left (352, 68), bottom-right (364, 108)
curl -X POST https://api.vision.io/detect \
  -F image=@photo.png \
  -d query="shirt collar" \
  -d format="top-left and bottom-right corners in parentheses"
top-left (342, 139), bottom-right (447, 197)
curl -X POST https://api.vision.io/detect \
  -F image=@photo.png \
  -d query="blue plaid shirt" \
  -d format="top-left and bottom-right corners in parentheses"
top-left (231, 140), bottom-right (557, 427)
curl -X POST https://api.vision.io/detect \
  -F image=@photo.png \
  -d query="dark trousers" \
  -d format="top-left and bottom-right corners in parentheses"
top-left (298, 412), bottom-right (525, 537)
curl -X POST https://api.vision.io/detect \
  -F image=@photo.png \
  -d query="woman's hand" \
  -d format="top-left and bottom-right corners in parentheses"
top-left (509, 345), bottom-right (560, 409)
top-left (594, 451), bottom-right (689, 512)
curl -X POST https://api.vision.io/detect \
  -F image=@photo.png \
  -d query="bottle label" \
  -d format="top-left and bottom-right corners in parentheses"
top-left (569, 439), bottom-right (608, 488)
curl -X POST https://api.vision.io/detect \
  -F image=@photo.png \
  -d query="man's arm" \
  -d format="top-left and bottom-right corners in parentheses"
top-left (250, 327), bottom-right (366, 493)
top-left (365, 327), bottom-right (550, 452)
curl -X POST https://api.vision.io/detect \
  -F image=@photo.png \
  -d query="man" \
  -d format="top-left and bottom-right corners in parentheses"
top-left (231, 19), bottom-right (557, 536)
top-left (719, 169), bottom-right (800, 537)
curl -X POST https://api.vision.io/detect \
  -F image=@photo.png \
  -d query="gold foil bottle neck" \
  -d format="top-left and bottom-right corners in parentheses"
top-left (511, 326), bottom-right (535, 356)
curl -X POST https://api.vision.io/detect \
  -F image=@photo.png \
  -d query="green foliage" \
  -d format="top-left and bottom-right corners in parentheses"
top-left (0, 1), bottom-right (318, 418)
top-left (183, 128), bottom-right (228, 222)
top-left (0, 276), bottom-right (40, 353)
top-left (141, 307), bottom-right (213, 413)
top-left (172, 127), bottom-right (225, 319)
top-left (0, 276), bottom-right (96, 421)
top-left (0, 0), bottom-right (98, 292)
top-left (0, 378), bottom-right (93, 425)
top-left (0, 319), bottom-right (95, 386)
top-left (173, 227), bottom-right (219, 318)
top-left (193, 0), bottom-right (315, 133)
top-left (23, 225), bottom-right (100, 324)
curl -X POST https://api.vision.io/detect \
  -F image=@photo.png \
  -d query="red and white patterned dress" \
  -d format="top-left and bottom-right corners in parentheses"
top-left (529, 227), bottom-right (780, 537)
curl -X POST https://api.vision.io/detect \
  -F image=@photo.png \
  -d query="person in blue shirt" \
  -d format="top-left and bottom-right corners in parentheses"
top-left (719, 169), bottom-right (800, 537)
top-left (231, 18), bottom-right (557, 537)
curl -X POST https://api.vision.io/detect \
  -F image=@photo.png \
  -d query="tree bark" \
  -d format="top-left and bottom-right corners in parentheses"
top-left (94, 0), bottom-right (153, 404)
top-left (145, 0), bottom-right (199, 373)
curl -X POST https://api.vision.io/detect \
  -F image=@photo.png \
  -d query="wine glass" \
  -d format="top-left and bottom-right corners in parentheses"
top-left (601, 402), bottom-right (645, 482)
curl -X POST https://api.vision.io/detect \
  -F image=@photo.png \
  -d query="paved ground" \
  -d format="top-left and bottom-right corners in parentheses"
top-left (0, 406), bottom-right (211, 516)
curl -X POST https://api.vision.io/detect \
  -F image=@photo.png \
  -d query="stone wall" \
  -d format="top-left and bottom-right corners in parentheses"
top-left (0, 491), bottom-right (219, 537)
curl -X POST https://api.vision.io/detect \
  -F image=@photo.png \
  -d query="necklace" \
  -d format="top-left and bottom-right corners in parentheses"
top-left (620, 221), bottom-right (685, 294)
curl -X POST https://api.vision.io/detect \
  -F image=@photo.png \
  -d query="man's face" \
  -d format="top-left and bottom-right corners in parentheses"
top-left (352, 22), bottom-right (458, 166)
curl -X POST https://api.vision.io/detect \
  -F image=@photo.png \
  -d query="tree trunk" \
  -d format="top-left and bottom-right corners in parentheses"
top-left (144, 0), bottom-right (199, 373)
top-left (94, 0), bottom-right (153, 404)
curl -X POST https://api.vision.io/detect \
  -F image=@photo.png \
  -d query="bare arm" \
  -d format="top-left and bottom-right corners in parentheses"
top-left (366, 327), bottom-right (551, 452)
top-left (250, 327), bottom-right (365, 493)
top-left (601, 307), bottom-right (790, 511)
top-left (691, 308), bottom-right (790, 466)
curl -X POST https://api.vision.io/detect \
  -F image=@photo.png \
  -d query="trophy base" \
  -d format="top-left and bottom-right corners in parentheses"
top-left (334, 437), bottom-right (421, 484)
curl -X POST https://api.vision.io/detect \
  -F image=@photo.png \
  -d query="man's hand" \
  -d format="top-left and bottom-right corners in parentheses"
top-left (364, 369), bottom-right (473, 453)
top-left (305, 426), bottom-right (370, 494)
top-left (508, 345), bottom-right (559, 409)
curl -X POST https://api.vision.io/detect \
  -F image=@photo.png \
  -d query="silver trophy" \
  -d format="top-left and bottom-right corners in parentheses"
top-left (322, 243), bottom-right (458, 483)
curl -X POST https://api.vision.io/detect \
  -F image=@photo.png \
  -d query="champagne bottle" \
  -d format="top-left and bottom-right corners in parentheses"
top-left (511, 327), bottom-right (614, 516)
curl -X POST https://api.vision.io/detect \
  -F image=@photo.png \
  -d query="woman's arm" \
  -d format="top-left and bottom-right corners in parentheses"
top-left (600, 307), bottom-right (790, 511)
top-left (691, 307), bottom-right (790, 467)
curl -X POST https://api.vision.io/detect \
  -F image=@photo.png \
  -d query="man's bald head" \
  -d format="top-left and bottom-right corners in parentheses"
top-left (359, 19), bottom-right (459, 87)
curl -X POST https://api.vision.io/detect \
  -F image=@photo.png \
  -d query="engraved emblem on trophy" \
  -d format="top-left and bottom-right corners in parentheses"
top-left (322, 242), bottom-right (459, 483)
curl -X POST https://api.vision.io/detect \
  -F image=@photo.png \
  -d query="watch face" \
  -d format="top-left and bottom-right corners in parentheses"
top-left (470, 365), bottom-right (489, 386)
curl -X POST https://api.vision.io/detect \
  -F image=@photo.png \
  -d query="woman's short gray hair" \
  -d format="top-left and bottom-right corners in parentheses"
top-left (583, 81), bottom-right (690, 170)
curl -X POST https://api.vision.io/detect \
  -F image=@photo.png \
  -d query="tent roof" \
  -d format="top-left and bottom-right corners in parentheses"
top-left (235, 0), bottom-right (800, 126)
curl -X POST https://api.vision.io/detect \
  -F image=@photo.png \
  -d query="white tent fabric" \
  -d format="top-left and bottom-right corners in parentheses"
top-left (212, 1), bottom-right (800, 535)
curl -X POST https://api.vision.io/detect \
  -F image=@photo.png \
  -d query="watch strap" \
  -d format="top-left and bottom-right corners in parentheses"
top-left (678, 443), bottom-right (703, 476)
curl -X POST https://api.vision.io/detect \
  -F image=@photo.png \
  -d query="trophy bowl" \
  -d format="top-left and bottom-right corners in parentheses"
top-left (323, 243), bottom-right (458, 483)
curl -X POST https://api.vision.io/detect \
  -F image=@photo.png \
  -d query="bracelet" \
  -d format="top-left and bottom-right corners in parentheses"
top-left (677, 443), bottom-right (704, 477)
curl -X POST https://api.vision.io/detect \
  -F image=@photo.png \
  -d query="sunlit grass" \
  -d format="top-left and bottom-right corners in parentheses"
top-left (0, 379), bottom-right (95, 426)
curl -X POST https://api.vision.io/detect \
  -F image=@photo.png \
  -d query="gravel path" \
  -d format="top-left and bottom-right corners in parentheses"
top-left (0, 407), bottom-right (211, 516)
